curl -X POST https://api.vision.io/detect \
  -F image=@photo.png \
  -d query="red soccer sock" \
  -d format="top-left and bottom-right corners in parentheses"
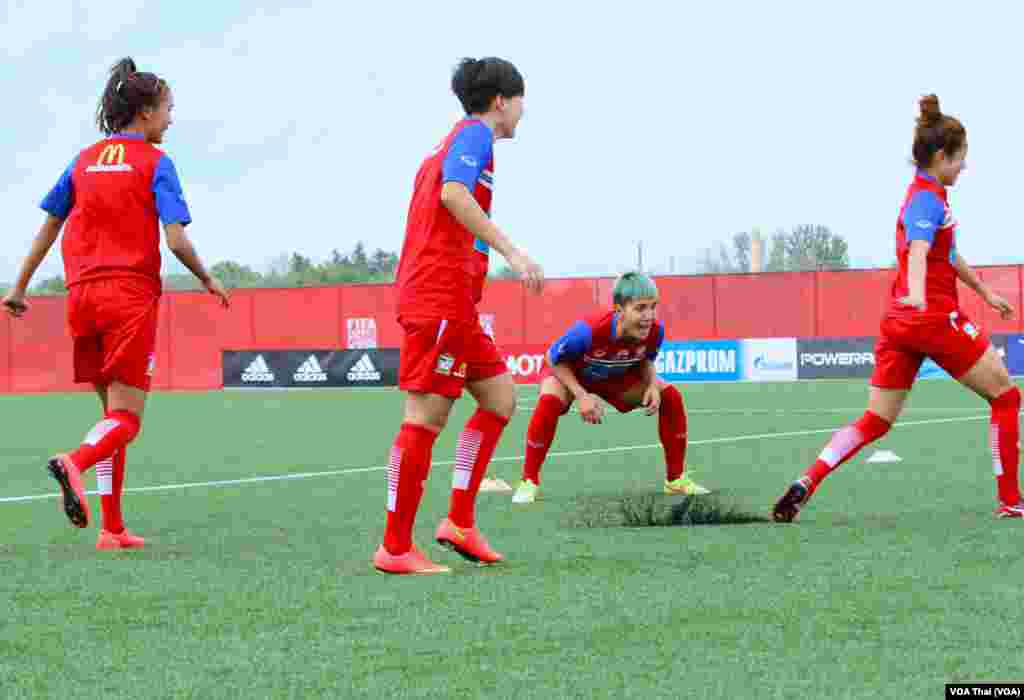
top-left (100, 449), bottom-right (126, 534)
top-left (448, 409), bottom-right (510, 529)
top-left (804, 411), bottom-right (891, 489)
top-left (989, 386), bottom-right (1021, 507)
top-left (658, 385), bottom-right (688, 482)
top-left (383, 423), bottom-right (438, 556)
top-left (68, 410), bottom-right (141, 474)
top-left (522, 394), bottom-right (565, 486)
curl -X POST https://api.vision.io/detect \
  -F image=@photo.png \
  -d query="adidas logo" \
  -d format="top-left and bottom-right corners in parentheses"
top-left (294, 355), bottom-right (328, 382)
top-left (347, 353), bottom-right (381, 382)
top-left (241, 355), bottom-right (275, 383)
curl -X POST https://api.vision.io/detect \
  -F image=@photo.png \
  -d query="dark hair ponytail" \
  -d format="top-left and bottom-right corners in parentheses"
top-left (451, 57), bottom-right (524, 115)
top-left (912, 94), bottom-right (966, 168)
top-left (95, 57), bottom-right (167, 135)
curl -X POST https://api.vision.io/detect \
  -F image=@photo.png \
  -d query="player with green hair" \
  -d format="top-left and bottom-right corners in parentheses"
top-left (512, 272), bottom-right (709, 503)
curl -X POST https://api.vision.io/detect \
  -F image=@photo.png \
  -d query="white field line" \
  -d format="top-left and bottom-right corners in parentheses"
top-left (516, 401), bottom-right (983, 416)
top-left (0, 413), bottom-right (989, 505)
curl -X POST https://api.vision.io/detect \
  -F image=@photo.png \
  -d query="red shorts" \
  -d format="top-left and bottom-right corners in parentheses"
top-left (540, 366), bottom-right (647, 413)
top-left (67, 278), bottom-right (160, 392)
top-left (870, 310), bottom-right (990, 390)
top-left (398, 317), bottom-right (506, 399)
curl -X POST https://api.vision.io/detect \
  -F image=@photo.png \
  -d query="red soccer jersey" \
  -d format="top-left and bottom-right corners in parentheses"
top-left (548, 310), bottom-right (665, 385)
top-left (42, 134), bottom-right (192, 295)
top-left (890, 171), bottom-right (959, 314)
top-left (396, 119), bottom-right (494, 322)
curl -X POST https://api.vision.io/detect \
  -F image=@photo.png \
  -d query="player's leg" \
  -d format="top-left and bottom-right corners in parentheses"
top-left (64, 287), bottom-right (155, 543)
top-left (947, 341), bottom-right (1022, 517)
top-left (91, 378), bottom-right (128, 544)
top-left (515, 375), bottom-right (571, 503)
top-left (435, 328), bottom-right (512, 564)
top-left (91, 381), bottom-right (148, 548)
top-left (48, 285), bottom-right (107, 529)
top-left (376, 318), bottom-right (459, 574)
top-left (773, 386), bottom-right (904, 523)
top-left (773, 331), bottom-right (916, 523)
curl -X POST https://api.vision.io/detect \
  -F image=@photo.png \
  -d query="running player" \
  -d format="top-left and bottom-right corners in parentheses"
top-left (512, 272), bottom-right (709, 504)
top-left (772, 94), bottom-right (1022, 522)
top-left (2, 58), bottom-right (229, 548)
top-left (374, 57), bottom-right (544, 574)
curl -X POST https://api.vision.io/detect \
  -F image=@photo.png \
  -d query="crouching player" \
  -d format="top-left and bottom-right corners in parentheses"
top-left (512, 273), bottom-right (709, 504)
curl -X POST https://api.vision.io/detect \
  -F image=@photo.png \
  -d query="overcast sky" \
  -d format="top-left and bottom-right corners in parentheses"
top-left (2, 0), bottom-right (1021, 283)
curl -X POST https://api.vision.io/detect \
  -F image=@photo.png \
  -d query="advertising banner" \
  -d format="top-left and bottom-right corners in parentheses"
top-left (499, 345), bottom-right (549, 385)
top-left (741, 338), bottom-right (798, 382)
top-left (223, 349), bottom-right (400, 388)
top-left (655, 340), bottom-right (741, 382)
top-left (797, 337), bottom-right (876, 380)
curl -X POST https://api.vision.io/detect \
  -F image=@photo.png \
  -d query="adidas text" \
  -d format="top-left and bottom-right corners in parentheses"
top-left (294, 355), bottom-right (328, 382)
top-left (242, 355), bottom-right (275, 383)
top-left (347, 353), bottom-right (381, 382)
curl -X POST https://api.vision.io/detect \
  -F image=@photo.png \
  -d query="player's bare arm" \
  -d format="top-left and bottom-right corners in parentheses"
top-left (547, 350), bottom-right (603, 424)
top-left (2, 214), bottom-right (65, 318)
top-left (163, 223), bottom-right (229, 308)
top-left (954, 252), bottom-right (1013, 319)
top-left (640, 361), bottom-right (661, 416)
top-left (898, 239), bottom-right (930, 310)
top-left (440, 181), bottom-right (543, 293)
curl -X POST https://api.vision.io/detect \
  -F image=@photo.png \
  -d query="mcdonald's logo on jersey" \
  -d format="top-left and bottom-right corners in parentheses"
top-left (85, 143), bottom-right (133, 173)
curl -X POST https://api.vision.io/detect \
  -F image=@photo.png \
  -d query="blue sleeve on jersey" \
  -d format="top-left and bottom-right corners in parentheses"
top-left (549, 321), bottom-right (593, 364)
top-left (39, 157), bottom-right (77, 219)
top-left (646, 322), bottom-right (665, 360)
top-left (153, 155), bottom-right (192, 226)
top-left (903, 190), bottom-right (945, 244)
top-left (442, 123), bottom-right (492, 190)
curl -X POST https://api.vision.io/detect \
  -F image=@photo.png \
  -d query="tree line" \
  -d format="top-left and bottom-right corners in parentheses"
top-left (2, 226), bottom-right (853, 296)
top-left (698, 225), bottom-right (850, 274)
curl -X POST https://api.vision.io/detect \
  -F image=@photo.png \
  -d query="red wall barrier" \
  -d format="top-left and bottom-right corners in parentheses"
top-left (340, 284), bottom-right (403, 349)
top-left (480, 280), bottom-right (527, 347)
top-left (150, 297), bottom-right (173, 391)
top-left (5, 266), bottom-right (1023, 393)
top-left (9, 296), bottom-right (78, 393)
top-left (715, 272), bottom-right (817, 339)
top-left (0, 313), bottom-right (10, 394)
top-left (524, 278), bottom-right (599, 346)
top-left (251, 287), bottom-right (341, 349)
top-left (171, 291), bottom-right (255, 389)
top-left (815, 269), bottom-right (891, 337)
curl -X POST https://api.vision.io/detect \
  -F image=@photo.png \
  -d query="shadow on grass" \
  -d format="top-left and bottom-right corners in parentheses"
top-left (567, 490), bottom-right (770, 529)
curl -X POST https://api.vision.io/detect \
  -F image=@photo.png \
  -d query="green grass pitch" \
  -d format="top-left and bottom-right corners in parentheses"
top-left (2, 379), bottom-right (1022, 699)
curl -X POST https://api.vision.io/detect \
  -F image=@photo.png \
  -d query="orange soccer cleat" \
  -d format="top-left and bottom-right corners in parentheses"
top-left (435, 518), bottom-right (504, 564)
top-left (96, 529), bottom-right (146, 550)
top-left (373, 544), bottom-right (451, 575)
top-left (47, 454), bottom-right (90, 529)
top-left (995, 503), bottom-right (1024, 519)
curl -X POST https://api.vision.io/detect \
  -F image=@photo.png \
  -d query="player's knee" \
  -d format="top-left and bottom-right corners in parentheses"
top-left (109, 409), bottom-right (142, 442)
top-left (990, 385), bottom-right (1021, 412)
top-left (487, 391), bottom-right (517, 420)
top-left (860, 411), bottom-right (892, 440)
top-left (660, 384), bottom-right (684, 413)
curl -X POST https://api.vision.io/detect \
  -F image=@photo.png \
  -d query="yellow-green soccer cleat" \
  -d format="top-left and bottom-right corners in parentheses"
top-left (664, 474), bottom-right (710, 496)
top-left (511, 479), bottom-right (539, 504)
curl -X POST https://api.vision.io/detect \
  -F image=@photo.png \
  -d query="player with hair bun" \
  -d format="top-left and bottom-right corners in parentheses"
top-left (2, 57), bottom-right (229, 549)
top-left (512, 272), bottom-right (709, 504)
top-left (773, 94), bottom-right (1023, 522)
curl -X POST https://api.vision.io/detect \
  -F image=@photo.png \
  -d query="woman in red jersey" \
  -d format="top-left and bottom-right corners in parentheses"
top-left (2, 58), bottom-right (229, 549)
top-left (773, 94), bottom-right (1023, 522)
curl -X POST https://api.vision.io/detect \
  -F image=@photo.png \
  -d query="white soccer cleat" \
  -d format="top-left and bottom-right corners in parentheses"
top-left (512, 479), bottom-right (539, 504)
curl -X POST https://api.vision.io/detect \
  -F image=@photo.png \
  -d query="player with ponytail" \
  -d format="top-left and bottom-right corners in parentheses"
top-left (2, 57), bottom-right (229, 549)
